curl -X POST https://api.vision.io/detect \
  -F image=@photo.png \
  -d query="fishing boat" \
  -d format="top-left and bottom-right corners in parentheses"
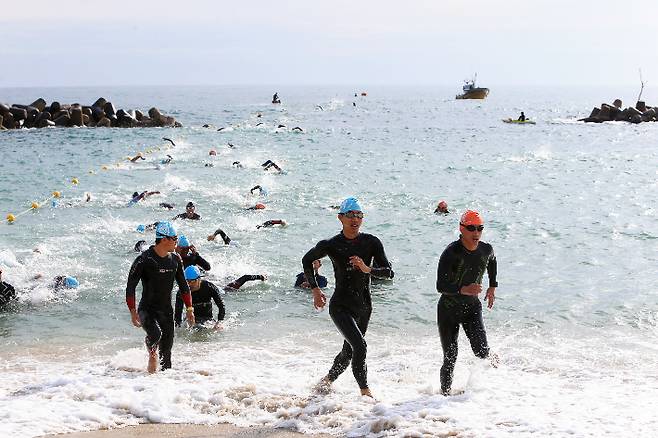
top-left (456, 74), bottom-right (489, 100)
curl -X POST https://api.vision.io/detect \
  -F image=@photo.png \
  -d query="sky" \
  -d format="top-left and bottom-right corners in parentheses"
top-left (1, 0), bottom-right (657, 87)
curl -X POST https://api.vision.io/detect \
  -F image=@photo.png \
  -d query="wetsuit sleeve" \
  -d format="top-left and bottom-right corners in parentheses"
top-left (371, 237), bottom-right (394, 279)
top-left (214, 228), bottom-right (231, 244)
top-left (125, 254), bottom-right (144, 309)
top-left (436, 246), bottom-right (460, 295)
top-left (174, 292), bottom-right (183, 326)
top-left (175, 254), bottom-right (192, 307)
top-left (487, 247), bottom-right (498, 288)
top-left (209, 282), bottom-right (225, 321)
top-left (302, 240), bottom-right (329, 289)
top-left (194, 254), bottom-right (211, 271)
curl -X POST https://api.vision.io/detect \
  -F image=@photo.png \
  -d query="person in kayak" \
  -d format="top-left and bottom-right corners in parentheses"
top-left (518, 112), bottom-right (526, 121)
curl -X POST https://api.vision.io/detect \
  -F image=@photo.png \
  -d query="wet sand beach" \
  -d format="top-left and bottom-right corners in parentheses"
top-left (45, 423), bottom-right (336, 438)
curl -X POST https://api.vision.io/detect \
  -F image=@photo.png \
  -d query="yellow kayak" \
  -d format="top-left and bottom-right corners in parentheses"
top-left (503, 118), bottom-right (536, 124)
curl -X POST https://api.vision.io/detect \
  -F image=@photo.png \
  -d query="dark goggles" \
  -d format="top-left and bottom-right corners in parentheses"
top-left (341, 211), bottom-right (364, 219)
top-left (461, 224), bottom-right (484, 232)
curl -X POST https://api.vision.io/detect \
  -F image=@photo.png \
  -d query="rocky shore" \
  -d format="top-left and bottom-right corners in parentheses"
top-left (0, 97), bottom-right (181, 130)
top-left (579, 99), bottom-right (657, 123)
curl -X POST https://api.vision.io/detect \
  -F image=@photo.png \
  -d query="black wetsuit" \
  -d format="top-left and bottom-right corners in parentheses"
top-left (174, 280), bottom-right (224, 326)
top-left (181, 252), bottom-right (211, 271)
top-left (295, 272), bottom-right (328, 288)
top-left (436, 239), bottom-right (498, 393)
top-left (211, 228), bottom-right (231, 245)
top-left (224, 274), bottom-right (264, 290)
top-left (302, 232), bottom-right (394, 389)
top-left (173, 212), bottom-right (201, 220)
top-left (126, 246), bottom-right (190, 370)
top-left (0, 281), bottom-right (16, 307)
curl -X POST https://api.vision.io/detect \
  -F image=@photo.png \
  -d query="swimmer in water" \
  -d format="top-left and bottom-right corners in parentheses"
top-left (436, 210), bottom-right (497, 396)
top-left (434, 200), bottom-right (449, 214)
top-left (173, 202), bottom-right (201, 220)
top-left (256, 219), bottom-right (286, 229)
top-left (0, 268), bottom-right (17, 308)
top-left (232, 161), bottom-right (243, 168)
top-left (246, 203), bottom-right (266, 210)
top-left (302, 197), bottom-right (394, 398)
top-left (175, 235), bottom-right (211, 271)
top-left (174, 267), bottom-right (266, 330)
top-left (207, 228), bottom-right (232, 245)
top-left (261, 160), bottom-right (283, 173)
top-left (250, 185), bottom-right (268, 196)
top-left (130, 190), bottom-right (161, 204)
top-left (130, 153), bottom-right (146, 163)
top-left (295, 259), bottom-right (327, 289)
top-left (162, 137), bottom-right (176, 147)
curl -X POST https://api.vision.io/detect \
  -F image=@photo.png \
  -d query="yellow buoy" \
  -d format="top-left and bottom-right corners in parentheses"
top-left (72, 178), bottom-right (79, 185)
top-left (53, 191), bottom-right (61, 198)
top-left (31, 202), bottom-right (39, 209)
top-left (7, 213), bottom-right (15, 223)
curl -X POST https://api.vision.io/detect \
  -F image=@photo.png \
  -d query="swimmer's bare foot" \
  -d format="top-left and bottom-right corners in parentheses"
top-left (147, 351), bottom-right (158, 374)
top-left (360, 388), bottom-right (373, 398)
top-left (313, 376), bottom-right (332, 394)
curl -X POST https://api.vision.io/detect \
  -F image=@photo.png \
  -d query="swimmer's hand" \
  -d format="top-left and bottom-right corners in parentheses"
top-left (312, 287), bottom-right (326, 310)
top-left (349, 256), bottom-right (371, 274)
top-left (130, 309), bottom-right (141, 327)
top-left (485, 287), bottom-right (496, 309)
top-left (186, 309), bottom-right (195, 326)
top-left (460, 283), bottom-right (482, 296)
top-left (207, 234), bottom-right (216, 241)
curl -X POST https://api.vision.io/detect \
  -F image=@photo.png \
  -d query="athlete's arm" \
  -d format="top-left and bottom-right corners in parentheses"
top-left (485, 248), bottom-right (498, 308)
top-left (209, 282), bottom-right (226, 321)
top-left (436, 247), bottom-right (461, 295)
top-left (302, 241), bottom-right (329, 309)
top-left (370, 237), bottom-right (394, 279)
top-left (174, 255), bottom-right (194, 325)
top-left (125, 255), bottom-right (143, 311)
top-left (174, 292), bottom-right (183, 326)
top-left (194, 254), bottom-right (211, 271)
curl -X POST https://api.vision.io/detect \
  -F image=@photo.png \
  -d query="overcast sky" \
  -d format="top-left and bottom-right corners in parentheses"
top-left (2, 0), bottom-right (657, 87)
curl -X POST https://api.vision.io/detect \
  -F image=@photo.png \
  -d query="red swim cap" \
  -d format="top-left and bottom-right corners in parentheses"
top-left (460, 210), bottom-right (483, 226)
top-left (255, 203), bottom-right (266, 210)
top-left (438, 201), bottom-right (447, 209)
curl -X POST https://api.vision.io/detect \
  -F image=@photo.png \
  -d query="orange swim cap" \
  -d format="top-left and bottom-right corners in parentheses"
top-left (255, 203), bottom-right (266, 210)
top-left (460, 210), bottom-right (483, 226)
top-left (438, 201), bottom-right (448, 209)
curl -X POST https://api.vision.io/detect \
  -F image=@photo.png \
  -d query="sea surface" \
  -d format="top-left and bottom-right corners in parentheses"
top-left (1, 85), bottom-right (657, 437)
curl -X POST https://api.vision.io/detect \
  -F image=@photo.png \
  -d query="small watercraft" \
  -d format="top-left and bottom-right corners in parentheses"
top-left (502, 118), bottom-right (536, 124)
top-left (456, 73), bottom-right (489, 99)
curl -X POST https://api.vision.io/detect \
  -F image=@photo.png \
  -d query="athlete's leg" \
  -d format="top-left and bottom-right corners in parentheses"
top-left (462, 301), bottom-right (489, 359)
top-left (156, 311), bottom-right (175, 370)
top-left (437, 297), bottom-right (460, 394)
top-left (139, 309), bottom-right (162, 373)
top-left (328, 307), bottom-right (369, 389)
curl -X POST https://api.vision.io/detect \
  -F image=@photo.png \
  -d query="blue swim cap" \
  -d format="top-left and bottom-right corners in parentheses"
top-left (339, 197), bottom-right (362, 214)
top-left (64, 276), bottom-right (79, 289)
top-left (155, 221), bottom-right (177, 238)
top-left (184, 265), bottom-right (202, 280)
top-left (177, 235), bottom-right (190, 247)
top-left (51, 199), bottom-right (59, 208)
top-left (136, 224), bottom-right (146, 233)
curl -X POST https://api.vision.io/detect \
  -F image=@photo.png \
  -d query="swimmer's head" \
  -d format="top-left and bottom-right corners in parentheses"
top-left (255, 203), bottom-right (266, 210)
top-left (132, 192), bottom-right (139, 198)
top-left (312, 259), bottom-right (322, 270)
top-left (186, 202), bottom-right (195, 212)
top-left (134, 240), bottom-right (147, 252)
top-left (64, 276), bottom-right (79, 289)
top-left (155, 221), bottom-right (177, 239)
top-left (460, 210), bottom-right (483, 227)
top-left (177, 235), bottom-right (191, 248)
top-left (436, 200), bottom-right (449, 213)
top-left (339, 197), bottom-right (362, 215)
top-left (184, 265), bottom-right (202, 281)
top-left (209, 150), bottom-right (217, 156)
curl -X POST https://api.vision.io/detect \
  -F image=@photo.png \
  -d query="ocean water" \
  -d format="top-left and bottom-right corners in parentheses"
top-left (1, 85), bottom-right (657, 437)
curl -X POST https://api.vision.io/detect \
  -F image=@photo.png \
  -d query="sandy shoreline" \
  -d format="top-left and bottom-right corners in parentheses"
top-left (44, 423), bottom-right (337, 438)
